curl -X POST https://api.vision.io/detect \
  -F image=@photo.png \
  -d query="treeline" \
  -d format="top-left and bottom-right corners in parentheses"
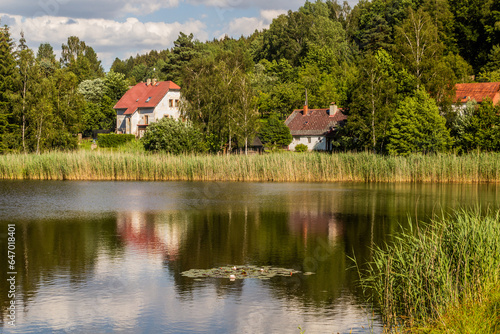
top-left (1, 0), bottom-right (500, 155)
top-left (107, 0), bottom-right (500, 155)
top-left (0, 30), bottom-right (129, 154)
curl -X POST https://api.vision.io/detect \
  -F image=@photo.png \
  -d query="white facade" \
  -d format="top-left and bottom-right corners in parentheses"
top-left (289, 135), bottom-right (329, 151)
top-left (116, 90), bottom-right (181, 138)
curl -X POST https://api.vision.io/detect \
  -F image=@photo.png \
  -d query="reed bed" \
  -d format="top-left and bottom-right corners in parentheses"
top-left (1, 151), bottom-right (500, 182)
top-left (358, 209), bottom-right (500, 330)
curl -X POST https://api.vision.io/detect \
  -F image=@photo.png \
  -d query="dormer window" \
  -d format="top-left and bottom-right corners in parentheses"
top-left (146, 97), bottom-right (152, 103)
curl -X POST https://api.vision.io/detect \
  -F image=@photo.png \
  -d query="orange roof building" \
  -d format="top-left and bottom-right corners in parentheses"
top-left (454, 82), bottom-right (500, 105)
top-left (114, 79), bottom-right (181, 137)
top-left (285, 103), bottom-right (347, 152)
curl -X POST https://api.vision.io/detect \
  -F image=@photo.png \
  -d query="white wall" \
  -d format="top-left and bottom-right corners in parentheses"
top-left (155, 90), bottom-right (181, 120)
top-left (289, 136), bottom-right (327, 151)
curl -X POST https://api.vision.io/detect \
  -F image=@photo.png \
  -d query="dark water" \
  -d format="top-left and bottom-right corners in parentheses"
top-left (0, 181), bottom-right (499, 333)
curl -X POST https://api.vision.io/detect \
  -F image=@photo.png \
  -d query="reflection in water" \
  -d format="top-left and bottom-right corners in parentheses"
top-left (0, 181), bottom-right (499, 333)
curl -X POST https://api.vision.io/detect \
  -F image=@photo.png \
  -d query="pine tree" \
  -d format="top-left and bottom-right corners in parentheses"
top-left (0, 24), bottom-right (17, 152)
top-left (387, 88), bottom-right (452, 155)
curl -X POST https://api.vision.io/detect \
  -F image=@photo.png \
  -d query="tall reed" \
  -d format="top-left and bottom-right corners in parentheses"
top-left (1, 151), bottom-right (500, 182)
top-left (357, 209), bottom-right (500, 329)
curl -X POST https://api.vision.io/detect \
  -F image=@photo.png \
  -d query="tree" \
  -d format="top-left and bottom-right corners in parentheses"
top-left (61, 36), bottom-right (104, 81)
top-left (394, 8), bottom-right (444, 91)
top-left (181, 50), bottom-right (257, 153)
top-left (347, 50), bottom-right (397, 153)
top-left (162, 32), bottom-right (200, 85)
top-left (0, 24), bottom-right (17, 153)
top-left (141, 117), bottom-right (206, 154)
top-left (387, 88), bottom-right (452, 155)
top-left (259, 113), bottom-right (292, 150)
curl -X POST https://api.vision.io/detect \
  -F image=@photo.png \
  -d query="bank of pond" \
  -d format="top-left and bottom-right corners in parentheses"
top-left (1, 151), bottom-right (500, 183)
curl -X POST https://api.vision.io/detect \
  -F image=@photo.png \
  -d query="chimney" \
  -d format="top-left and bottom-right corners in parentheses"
top-left (152, 78), bottom-right (157, 86)
top-left (304, 88), bottom-right (309, 116)
top-left (146, 78), bottom-right (151, 86)
top-left (329, 102), bottom-right (338, 116)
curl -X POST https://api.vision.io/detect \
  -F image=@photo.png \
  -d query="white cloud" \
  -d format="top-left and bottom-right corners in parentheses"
top-left (1, 0), bottom-right (180, 19)
top-left (223, 9), bottom-right (286, 38)
top-left (186, 0), bottom-right (302, 10)
top-left (1, 13), bottom-right (207, 69)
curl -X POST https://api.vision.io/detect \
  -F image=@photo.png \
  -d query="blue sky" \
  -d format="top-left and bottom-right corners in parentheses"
top-left (0, 0), bottom-right (360, 70)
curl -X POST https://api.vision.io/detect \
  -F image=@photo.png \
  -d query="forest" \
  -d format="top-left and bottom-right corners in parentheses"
top-left (0, 0), bottom-right (500, 155)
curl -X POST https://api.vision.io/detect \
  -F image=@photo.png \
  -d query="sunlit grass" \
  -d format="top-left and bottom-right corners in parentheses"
top-left (357, 209), bottom-right (500, 331)
top-left (1, 151), bottom-right (500, 182)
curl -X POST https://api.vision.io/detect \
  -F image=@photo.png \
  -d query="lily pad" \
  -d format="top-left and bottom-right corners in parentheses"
top-left (181, 265), bottom-right (301, 280)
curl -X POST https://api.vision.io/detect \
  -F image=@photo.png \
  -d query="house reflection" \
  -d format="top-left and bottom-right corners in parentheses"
top-left (288, 209), bottom-right (344, 245)
top-left (116, 211), bottom-right (186, 262)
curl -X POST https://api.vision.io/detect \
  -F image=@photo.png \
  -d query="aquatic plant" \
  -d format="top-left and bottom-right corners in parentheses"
top-left (1, 151), bottom-right (500, 183)
top-left (357, 209), bottom-right (500, 329)
top-left (181, 265), bottom-right (302, 280)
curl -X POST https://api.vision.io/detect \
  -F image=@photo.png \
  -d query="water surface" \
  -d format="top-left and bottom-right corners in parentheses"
top-left (0, 181), bottom-right (498, 333)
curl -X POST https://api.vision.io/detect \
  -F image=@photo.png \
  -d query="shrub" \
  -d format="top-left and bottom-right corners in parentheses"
top-left (141, 117), bottom-right (207, 154)
top-left (294, 144), bottom-right (308, 152)
top-left (98, 133), bottom-right (135, 148)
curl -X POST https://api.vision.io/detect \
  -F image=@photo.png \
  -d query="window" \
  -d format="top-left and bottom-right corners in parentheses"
top-left (308, 137), bottom-right (311, 144)
top-left (145, 97), bottom-right (152, 103)
top-left (144, 115), bottom-right (149, 124)
top-left (175, 99), bottom-right (179, 107)
top-left (169, 99), bottom-right (173, 107)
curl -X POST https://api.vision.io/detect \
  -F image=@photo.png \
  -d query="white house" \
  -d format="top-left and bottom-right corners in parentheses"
top-left (285, 103), bottom-right (347, 151)
top-left (114, 79), bottom-right (181, 138)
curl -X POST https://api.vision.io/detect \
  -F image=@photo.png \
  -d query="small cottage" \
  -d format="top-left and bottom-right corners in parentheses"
top-left (285, 103), bottom-right (347, 152)
top-left (114, 79), bottom-right (181, 138)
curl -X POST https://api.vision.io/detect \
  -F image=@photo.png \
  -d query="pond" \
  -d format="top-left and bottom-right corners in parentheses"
top-left (0, 181), bottom-right (499, 333)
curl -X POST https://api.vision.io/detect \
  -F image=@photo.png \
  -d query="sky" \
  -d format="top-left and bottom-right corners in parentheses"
top-left (0, 0), bottom-right (360, 70)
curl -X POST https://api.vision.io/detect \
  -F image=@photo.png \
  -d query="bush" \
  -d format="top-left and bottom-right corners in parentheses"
top-left (141, 117), bottom-right (207, 154)
top-left (98, 133), bottom-right (135, 148)
top-left (294, 144), bottom-right (308, 152)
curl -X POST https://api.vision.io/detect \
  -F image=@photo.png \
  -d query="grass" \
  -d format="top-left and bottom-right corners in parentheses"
top-left (356, 209), bottom-right (500, 332)
top-left (1, 148), bottom-right (500, 182)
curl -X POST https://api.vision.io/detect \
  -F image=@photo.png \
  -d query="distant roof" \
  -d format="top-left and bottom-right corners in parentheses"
top-left (455, 82), bottom-right (500, 104)
top-left (114, 81), bottom-right (181, 115)
top-left (285, 107), bottom-right (347, 136)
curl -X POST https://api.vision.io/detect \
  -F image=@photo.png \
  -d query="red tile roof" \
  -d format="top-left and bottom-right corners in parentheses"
top-left (285, 108), bottom-right (347, 136)
top-left (114, 81), bottom-right (181, 115)
top-left (455, 82), bottom-right (500, 104)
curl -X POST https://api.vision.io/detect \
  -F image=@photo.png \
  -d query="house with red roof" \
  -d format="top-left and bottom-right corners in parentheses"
top-left (114, 79), bottom-right (181, 137)
top-left (285, 103), bottom-right (347, 151)
top-left (453, 82), bottom-right (500, 110)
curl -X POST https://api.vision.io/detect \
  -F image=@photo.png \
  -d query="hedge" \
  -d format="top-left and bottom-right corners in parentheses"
top-left (97, 134), bottom-right (135, 148)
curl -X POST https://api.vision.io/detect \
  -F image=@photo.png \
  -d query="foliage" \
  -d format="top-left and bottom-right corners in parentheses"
top-left (357, 208), bottom-right (500, 329)
top-left (97, 133), bottom-right (135, 148)
top-left (141, 117), bottom-right (206, 154)
top-left (294, 143), bottom-right (308, 152)
top-left (387, 89), bottom-right (452, 155)
top-left (259, 113), bottom-right (292, 150)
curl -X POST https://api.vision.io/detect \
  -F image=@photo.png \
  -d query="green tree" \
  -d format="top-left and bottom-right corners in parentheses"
top-left (347, 50), bottom-right (397, 153)
top-left (141, 117), bottom-right (206, 154)
top-left (162, 32), bottom-right (200, 85)
top-left (0, 24), bottom-right (17, 153)
top-left (259, 113), bottom-right (292, 150)
top-left (61, 36), bottom-right (104, 81)
top-left (36, 42), bottom-right (58, 77)
top-left (394, 8), bottom-right (444, 91)
top-left (387, 88), bottom-right (452, 155)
